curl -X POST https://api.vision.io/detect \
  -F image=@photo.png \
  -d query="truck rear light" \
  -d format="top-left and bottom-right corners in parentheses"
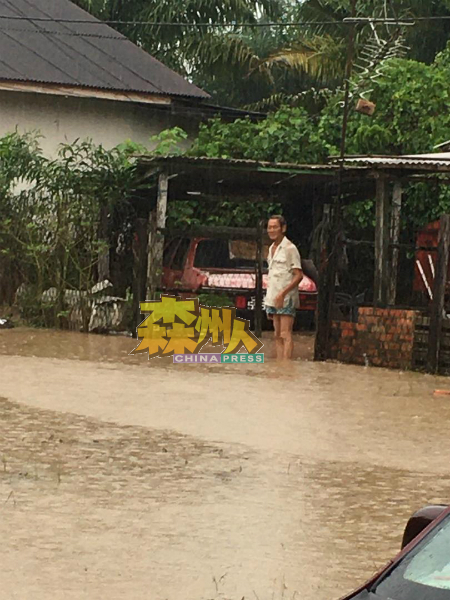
top-left (235, 296), bottom-right (247, 309)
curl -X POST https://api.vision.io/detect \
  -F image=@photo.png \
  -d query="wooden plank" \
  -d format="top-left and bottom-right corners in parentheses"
top-left (0, 81), bottom-right (173, 105)
top-left (427, 214), bottom-right (450, 373)
top-left (374, 176), bottom-right (390, 307)
top-left (388, 181), bottom-right (402, 306)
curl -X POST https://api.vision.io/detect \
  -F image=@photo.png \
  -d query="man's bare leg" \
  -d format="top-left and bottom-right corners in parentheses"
top-left (280, 315), bottom-right (295, 360)
top-left (272, 315), bottom-right (284, 361)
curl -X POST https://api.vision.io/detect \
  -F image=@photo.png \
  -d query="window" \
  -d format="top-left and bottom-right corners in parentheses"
top-left (163, 238), bottom-right (180, 267)
top-left (194, 240), bottom-right (231, 269)
top-left (163, 238), bottom-right (190, 270)
top-left (172, 238), bottom-right (190, 270)
top-left (194, 239), bottom-right (269, 269)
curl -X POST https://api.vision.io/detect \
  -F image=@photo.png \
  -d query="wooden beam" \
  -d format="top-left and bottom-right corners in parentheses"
top-left (147, 172), bottom-right (169, 300)
top-left (388, 181), bottom-right (402, 306)
top-left (374, 176), bottom-right (390, 307)
top-left (427, 214), bottom-right (450, 373)
top-left (0, 81), bottom-right (173, 105)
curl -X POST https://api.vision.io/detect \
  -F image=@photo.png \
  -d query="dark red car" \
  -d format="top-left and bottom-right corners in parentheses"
top-left (341, 504), bottom-right (450, 600)
top-left (162, 236), bottom-right (318, 326)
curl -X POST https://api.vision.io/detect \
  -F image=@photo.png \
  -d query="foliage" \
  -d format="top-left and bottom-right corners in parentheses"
top-left (72, 0), bottom-right (285, 106)
top-left (165, 199), bottom-right (281, 230)
top-left (318, 51), bottom-right (450, 157)
top-left (0, 133), bottom-right (138, 325)
top-left (149, 127), bottom-right (188, 156)
top-left (191, 106), bottom-right (327, 163)
top-left (197, 292), bottom-right (234, 308)
top-left (318, 51), bottom-right (450, 232)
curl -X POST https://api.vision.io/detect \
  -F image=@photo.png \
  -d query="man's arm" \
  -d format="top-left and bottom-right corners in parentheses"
top-left (274, 245), bottom-right (303, 308)
top-left (274, 268), bottom-right (303, 308)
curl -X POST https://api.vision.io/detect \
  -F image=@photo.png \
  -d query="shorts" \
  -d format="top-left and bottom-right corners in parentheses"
top-left (266, 300), bottom-right (296, 318)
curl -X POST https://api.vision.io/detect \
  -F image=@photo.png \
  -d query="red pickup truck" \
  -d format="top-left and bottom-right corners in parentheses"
top-left (162, 236), bottom-right (317, 327)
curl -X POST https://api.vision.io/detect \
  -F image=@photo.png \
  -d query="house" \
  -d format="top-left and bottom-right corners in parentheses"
top-left (0, 0), bottom-right (211, 156)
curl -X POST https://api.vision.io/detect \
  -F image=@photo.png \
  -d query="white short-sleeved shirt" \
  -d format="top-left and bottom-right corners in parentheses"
top-left (265, 236), bottom-right (302, 309)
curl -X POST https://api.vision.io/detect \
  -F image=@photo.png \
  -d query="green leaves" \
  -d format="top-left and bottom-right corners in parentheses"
top-left (191, 106), bottom-right (327, 164)
top-left (149, 128), bottom-right (188, 156)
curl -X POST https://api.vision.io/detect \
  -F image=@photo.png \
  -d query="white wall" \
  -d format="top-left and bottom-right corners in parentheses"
top-left (0, 89), bottom-right (197, 156)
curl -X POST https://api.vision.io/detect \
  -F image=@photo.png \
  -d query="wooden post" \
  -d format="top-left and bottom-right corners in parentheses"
top-left (97, 204), bottom-right (110, 282)
top-left (147, 171), bottom-right (169, 300)
top-left (427, 214), bottom-right (450, 373)
top-left (132, 217), bottom-right (148, 336)
top-left (374, 176), bottom-right (390, 307)
top-left (388, 181), bottom-right (402, 306)
top-left (254, 220), bottom-right (264, 339)
top-left (314, 204), bottom-right (334, 361)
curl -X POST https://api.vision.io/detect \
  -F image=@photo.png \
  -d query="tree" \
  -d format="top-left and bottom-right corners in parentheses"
top-left (242, 0), bottom-right (450, 108)
top-left (73, 1), bottom-right (450, 108)
top-left (72, 1), bottom-right (284, 103)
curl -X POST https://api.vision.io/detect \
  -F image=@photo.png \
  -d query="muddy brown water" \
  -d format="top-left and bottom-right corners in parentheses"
top-left (1, 328), bottom-right (450, 600)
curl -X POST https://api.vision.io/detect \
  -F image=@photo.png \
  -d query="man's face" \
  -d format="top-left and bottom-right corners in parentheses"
top-left (267, 219), bottom-right (285, 241)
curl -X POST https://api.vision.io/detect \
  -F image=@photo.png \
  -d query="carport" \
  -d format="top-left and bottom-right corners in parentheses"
top-left (132, 154), bottom-right (371, 350)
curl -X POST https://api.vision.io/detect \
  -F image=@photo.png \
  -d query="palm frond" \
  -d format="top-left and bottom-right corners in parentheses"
top-left (183, 32), bottom-right (273, 83)
top-left (254, 35), bottom-right (346, 84)
top-left (243, 87), bottom-right (333, 112)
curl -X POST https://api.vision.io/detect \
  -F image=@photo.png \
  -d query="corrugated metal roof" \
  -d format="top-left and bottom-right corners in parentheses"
top-left (339, 153), bottom-right (450, 170)
top-left (138, 155), bottom-right (368, 173)
top-left (0, 0), bottom-right (209, 100)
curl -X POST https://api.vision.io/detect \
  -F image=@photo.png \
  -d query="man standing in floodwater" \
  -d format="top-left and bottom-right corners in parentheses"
top-left (265, 215), bottom-right (303, 361)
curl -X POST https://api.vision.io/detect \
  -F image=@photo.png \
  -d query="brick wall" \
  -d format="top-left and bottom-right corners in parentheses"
top-left (329, 307), bottom-right (418, 370)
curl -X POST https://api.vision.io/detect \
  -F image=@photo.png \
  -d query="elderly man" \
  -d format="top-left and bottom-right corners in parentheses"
top-left (265, 215), bottom-right (303, 361)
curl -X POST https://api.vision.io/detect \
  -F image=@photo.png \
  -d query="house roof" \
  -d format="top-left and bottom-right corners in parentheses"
top-left (0, 0), bottom-right (210, 100)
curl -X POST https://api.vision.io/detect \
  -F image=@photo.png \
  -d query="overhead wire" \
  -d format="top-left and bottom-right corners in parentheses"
top-left (0, 14), bottom-right (448, 29)
top-left (0, 13), bottom-right (449, 34)
top-left (0, 16), bottom-right (350, 27)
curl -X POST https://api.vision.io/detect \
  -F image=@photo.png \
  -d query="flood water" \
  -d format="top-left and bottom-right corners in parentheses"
top-left (1, 328), bottom-right (450, 600)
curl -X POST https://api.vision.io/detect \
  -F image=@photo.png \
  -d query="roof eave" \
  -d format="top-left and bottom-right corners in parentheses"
top-left (0, 79), bottom-right (211, 104)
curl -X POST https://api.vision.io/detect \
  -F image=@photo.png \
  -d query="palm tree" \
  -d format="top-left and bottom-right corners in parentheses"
top-left (73, 0), bottom-right (450, 108)
top-left (278, 0), bottom-right (450, 75)
top-left (240, 0), bottom-right (450, 109)
top-left (73, 1), bottom-right (283, 71)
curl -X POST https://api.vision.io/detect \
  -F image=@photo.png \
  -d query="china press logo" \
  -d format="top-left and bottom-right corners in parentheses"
top-left (131, 295), bottom-right (264, 363)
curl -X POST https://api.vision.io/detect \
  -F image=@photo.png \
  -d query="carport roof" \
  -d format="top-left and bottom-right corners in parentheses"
top-left (136, 155), bottom-right (373, 204)
top-left (337, 152), bottom-right (450, 172)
